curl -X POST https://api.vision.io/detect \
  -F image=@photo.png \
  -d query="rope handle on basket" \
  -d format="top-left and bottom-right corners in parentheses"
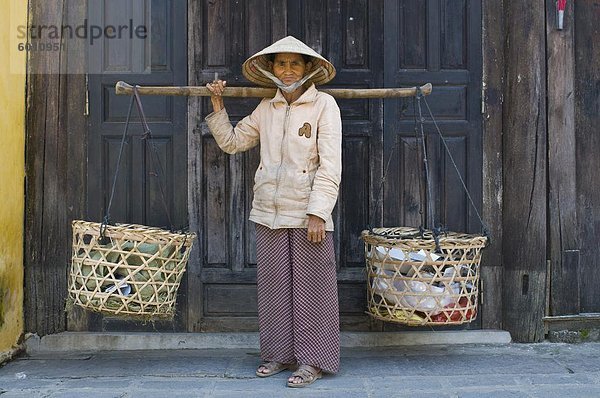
top-left (99, 86), bottom-right (175, 243)
top-left (368, 86), bottom-right (490, 249)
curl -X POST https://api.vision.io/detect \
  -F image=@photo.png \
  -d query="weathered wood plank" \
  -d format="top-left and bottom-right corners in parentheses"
top-left (328, 9), bottom-right (345, 270)
top-left (205, 141), bottom-right (228, 266)
top-left (544, 313), bottom-right (600, 332)
top-left (204, 284), bottom-right (258, 315)
top-left (228, 7), bottom-right (262, 272)
top-left (343, 0), bottom-right (367, 66)
top-left (399, 0), bottom-right (427, 69)
top-left (575, 0), bottom-right (600, 313)
top-left (200, 317), bottom-right (258, 332)
top-left (200, 267), bottom-right (366, 284)
top-left (186, 122), bottom-right (204, 332)
top-left (504, 269), bottom-right (547, 340)
top-left (480, 265), bottom-right (502, 329)
top-left (553, 250), bottom-right (580, 315)
top-left (440, 0), bottom-right (467, 69)
top-left (270, 0), bottom-right (287, 41)
top-left (546, 0), bottom-right (579, 316)
top-left (481, 0), bottom-right (504, 330)
top-left (206, 0), bottom-right (227, 67)
top-left (186, 0), bottom-right (204, 332)
top-left (426, 0), bottom-right (441, 71)
top-left (341, 138), bottom-right (370, 266)
top-left (24, 0), bottom-right (73, 336)
top-left (303, 0), bottom-right (327, 55)
top-left (465, 0), bottom-right (484, 237)
top-left (64, 0), bottom-right (90, 332)
top-left (401, 137), bottom-right (423, 227)
top-left (244, 148), bottom-right (260, 267)
top-left (443, 137), bottom-right (468, 232)
top-left (229, 151), bottom-right (245, 272)
top-left (502, 0), bottom-right (547, 342)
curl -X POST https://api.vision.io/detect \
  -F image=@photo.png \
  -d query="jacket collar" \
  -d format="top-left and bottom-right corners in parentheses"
top-left (269, 83), bottom-right (318, 105)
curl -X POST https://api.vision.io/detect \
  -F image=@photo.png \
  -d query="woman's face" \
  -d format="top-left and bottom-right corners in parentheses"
top-left (271, 53), bottom-right (312, 85)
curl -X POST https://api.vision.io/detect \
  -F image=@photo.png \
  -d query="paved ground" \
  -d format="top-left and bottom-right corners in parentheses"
top-left (1, 343), bottom-right (600, 397)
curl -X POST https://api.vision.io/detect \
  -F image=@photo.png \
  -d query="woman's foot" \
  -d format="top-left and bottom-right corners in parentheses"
top-left (255, 361), bottom-right (291, 377)
top-left (287, 364), bottom-right (322, 387)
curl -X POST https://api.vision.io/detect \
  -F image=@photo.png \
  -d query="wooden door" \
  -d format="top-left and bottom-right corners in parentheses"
top-left (83, 0), bottom-right (188, 331)
top-left (383, 0), bottom-right (483, 235)
top-left (192, 0), bottom-right (483, 332)
top-left (190, 0), bottom-right (384, 331)
top-left (382, 0), bottom-right (483, 330)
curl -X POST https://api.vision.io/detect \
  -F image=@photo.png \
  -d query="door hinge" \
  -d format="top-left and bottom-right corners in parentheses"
top-left (84, 74), bottom-right (89, 116)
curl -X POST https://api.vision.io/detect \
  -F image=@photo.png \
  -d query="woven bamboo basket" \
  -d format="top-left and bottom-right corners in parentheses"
top-left (68, 220), bottom-right (195, 319)
top-left (361, 227), bottom-right (487, 326)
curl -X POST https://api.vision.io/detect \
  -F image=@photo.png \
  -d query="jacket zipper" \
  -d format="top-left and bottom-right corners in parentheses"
top-left (273, 104), bottom-right (291, 225)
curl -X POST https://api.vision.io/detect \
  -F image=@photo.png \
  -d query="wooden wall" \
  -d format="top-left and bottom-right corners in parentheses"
top-left (501, 0), bottom-right (548, 343)
top-left (547, 0), bottom-right (578, 318)
top-left (23, 0), bottom-right (600, 341)
top-left (574, 0), bottom-right (600, 315)
top-left (487, 0), bottom-right (600, 341)
top-left (481, 0), bottom-right (504, 331)
top-left (24, 0), bottom-right (88, 335)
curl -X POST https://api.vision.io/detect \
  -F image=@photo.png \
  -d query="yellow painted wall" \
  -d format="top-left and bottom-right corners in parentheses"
top-left (0, 0), bottom-right (27, 355)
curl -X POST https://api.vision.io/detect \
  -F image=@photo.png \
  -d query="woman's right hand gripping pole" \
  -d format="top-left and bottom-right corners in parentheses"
top-left (206, 79), bottom-right (227, 112)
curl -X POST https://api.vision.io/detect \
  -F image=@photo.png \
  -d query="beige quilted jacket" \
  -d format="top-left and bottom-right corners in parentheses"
top-left (205, 84), bottom-right (342, 231)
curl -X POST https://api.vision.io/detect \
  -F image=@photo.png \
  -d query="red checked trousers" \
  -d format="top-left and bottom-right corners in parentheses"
top-left (255, 224), bottom-right (340, 373)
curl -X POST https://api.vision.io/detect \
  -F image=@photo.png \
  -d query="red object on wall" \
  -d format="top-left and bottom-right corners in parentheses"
top-left (557, 0), bottom-right (567, 30)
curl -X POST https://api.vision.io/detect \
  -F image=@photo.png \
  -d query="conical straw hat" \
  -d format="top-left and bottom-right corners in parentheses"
top-left (242, 36), bottom-right (336, 87)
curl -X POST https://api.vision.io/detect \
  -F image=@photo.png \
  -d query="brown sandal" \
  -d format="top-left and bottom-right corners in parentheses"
top-left (287, 364), bottom-right (322, 387)
top-left (255, 361), bottom-right (291, 378)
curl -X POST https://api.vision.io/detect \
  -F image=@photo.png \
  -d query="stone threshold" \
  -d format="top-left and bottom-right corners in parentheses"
top-left (25, 330), bottom-right (511, 354)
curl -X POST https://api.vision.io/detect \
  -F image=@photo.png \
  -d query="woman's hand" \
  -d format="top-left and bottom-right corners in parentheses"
top-left (307, 214), bottom-right (326, 243)
top-left (206, 79), bottom-right (226, 112)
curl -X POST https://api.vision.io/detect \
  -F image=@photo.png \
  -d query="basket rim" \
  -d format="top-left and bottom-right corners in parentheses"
top-left (72, 220), bottom-right (196, 243)
top-left (361, 226), bottom-right (487, 246)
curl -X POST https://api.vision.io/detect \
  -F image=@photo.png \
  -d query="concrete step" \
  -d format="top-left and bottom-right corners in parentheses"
top-left (25, 330), bottom-right (511, 354)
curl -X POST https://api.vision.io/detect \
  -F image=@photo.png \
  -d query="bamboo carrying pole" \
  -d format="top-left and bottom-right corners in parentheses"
top-left (115, 81), bottom-right (432, 98)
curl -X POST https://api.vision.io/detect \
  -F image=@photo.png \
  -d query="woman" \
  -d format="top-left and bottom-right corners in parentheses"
top-left (205, 36), bottom-right (342, 388)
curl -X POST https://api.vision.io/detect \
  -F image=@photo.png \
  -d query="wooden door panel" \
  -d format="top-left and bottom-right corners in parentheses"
top-left (440, 0), bottom-right (468, 69)
top-left (384, 0), bottom-right (482, 233)
top-left (82, 0), bottom-right (188, 332)
top-left (383, 0), bottom-right (482, 331)
top-left (398, 1), bottom-right (427, 69)
top-left (341, 138), bottom-right (371, 266)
